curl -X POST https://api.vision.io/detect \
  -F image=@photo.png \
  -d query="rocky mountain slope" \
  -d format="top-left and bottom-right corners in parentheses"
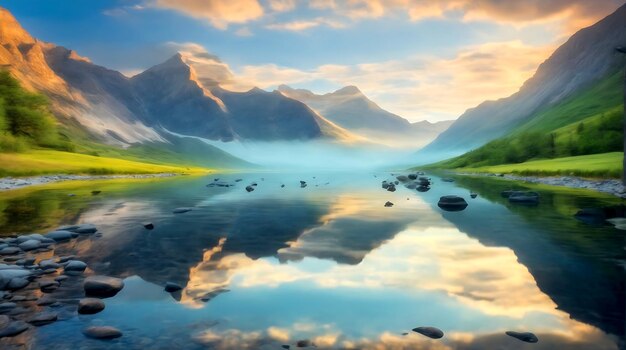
top-left (418, 3), bottom-right (626, 160)
top-left (278, 85), bottom-right (452, 147)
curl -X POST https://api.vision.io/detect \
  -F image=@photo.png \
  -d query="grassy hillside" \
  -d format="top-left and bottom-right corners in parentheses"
top-left (449, 152), bottom-right (622, 178)
top-left (0, 150), bottom-right (209, 177)
top-left (432, 70), bottom-right (623, 170)
top-left (0, 70), bottom-right (249, 176)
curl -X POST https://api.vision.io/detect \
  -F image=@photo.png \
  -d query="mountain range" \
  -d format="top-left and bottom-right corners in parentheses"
top-left (278, 85), bottom-right (452, 147)
top-left (2, 5), bottom-right (453, 169)
top-left (417, 3), bottom-right (626, 162)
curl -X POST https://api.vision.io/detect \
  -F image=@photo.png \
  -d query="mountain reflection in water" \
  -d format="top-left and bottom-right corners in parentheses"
top-left (0, 172), bottom-right (622, 349)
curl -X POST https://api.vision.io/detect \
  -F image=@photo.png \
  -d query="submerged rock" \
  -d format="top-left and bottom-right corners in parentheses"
top-left (245, 185), bottom-right (255, 192)
top-left (437, 196), bottom-right (468, 212)
top-left (296, 339), bottom-right (312, 347)
top-left (84, 276), bottom-right (124, 298)
top-left (412, 326), bottom-right (444, 339)
top-left (505, 331), bottom-right (538, 343)
top-left (75, 224), bottom-right (98, 234)
top-left (470, 192), bottom-right (478, 199)
top-left (441, 178), bottom-right (455, 182)
top-left (172, 207), bottom-right (192, 214)
top-left (83, 326), bottom-right (122, 340)
top-left (143, 222), bottom-right (154, 230)
top-left (78, 298), bottom-right (105, 314)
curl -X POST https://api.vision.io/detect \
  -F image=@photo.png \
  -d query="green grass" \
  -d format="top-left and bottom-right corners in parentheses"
top-left (452, 152), bottom-right (623, 178)
top-left (0, 150), bottom-right (211, 177)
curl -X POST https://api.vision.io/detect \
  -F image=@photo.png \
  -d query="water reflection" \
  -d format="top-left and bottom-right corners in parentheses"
top-left (0, 172), bottom-right (622, 349)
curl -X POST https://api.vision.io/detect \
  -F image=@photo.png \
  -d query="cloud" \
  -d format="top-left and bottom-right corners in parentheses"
top-left (268, 0), bottom-right (297, 12)
top-left (303, 0), bottom-right (625, 35)
top-left (266, 20), bottom-right (321, 31)
top-left (235, 27), bottom-right (254, 36)
top-left (152, 0), bottom-right (264, 29)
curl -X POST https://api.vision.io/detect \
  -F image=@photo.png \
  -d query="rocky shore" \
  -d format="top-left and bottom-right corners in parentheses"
top-left (459, 173), bottom-right (626, 198)
top-left (0, 173), bottom-right (181, 191)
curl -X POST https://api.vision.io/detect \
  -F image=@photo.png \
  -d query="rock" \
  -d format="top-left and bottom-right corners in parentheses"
top-left (408, 174), bottom-right (418, 180)
top-left (0, 315), bottom-right (8, 328)
top-left (36, 295), bottom-right (57, 306)
top-left (300, 181), bottom-right (307, 188)
top-left (78, 298), bottom-right (105, 314)
top-left (0, 269), bottom-right (32, 290)
top-left (296, 339), bottom-right (312, 347)
top-left (387, 184), bottom-right (396, 192)
top-left (384, 201), bottom-right (394, 207)
top-left (15, 257), bottom-right (36, 266)
top-left (418, 177), bottom-right (430, 186)
top-left (245, 185), bottom-right (255, 192)
top-left (441, 178), bottom-right (455, 182)
top-left (470, 192), bottom-right (478, 199)
top-left (16, 234), bottom-right (46, 244)
top-left (500, 190), bottom-right (523, 198)
top-left (505, 331), bottom-right (538, 343)
top-left (508, 191), bottom-right (539, 204)
top-left (57, 225), bottom-right (80, 231)
top-left (396, 175), bottom-right (409, 182)
top-left (39, 259), bottom-right (60, 270)
top-left (44, 230), bottom-right (74, 242)
top-left (91, 190), bottom-right (101, 195)
top-left (84, 276), bottom-right (124, 298)
top-left (574, 208), bottom-right (607, 225)
top-left (282, 345), bottom-right (290, 349)
top-left (437, 196), bottom-right (468, 212)
top-left (39, 280), bottom-right (60, 293)
top-left (64, 260), bottom-right (87, 274)
top-left (281, 184), bottom-right (285, 188)
top-left (83, 326), bottom-right (122, 340)
top-left (143, 222), bottom-right (154, 230)
top-left (164, 282), bottom-right (182, 293)
top-left (0, 320), bottom-right (28, 338)
top-left (235, 179), bottom-right (243, 182)
top-left (412, 326), bottom-right (444, 339)
top-left (75, 224), bottom-right (97, 234)
top-left (0, 303), bottom-right (17, 313)
top-left (6, 278), bottom-right (29, 291)
top-left (18, 240), bottom-right (40, 251)
top-left (416, 185), bottom-right (430, 192)
top-left (0, 247), bottom-right (20, 256)
top-left (27, 312), bottom-right (57, 326)
top-left (172, 207), bottom-right (192, 214)
top-left (57, 255), bottom-right (76, 263)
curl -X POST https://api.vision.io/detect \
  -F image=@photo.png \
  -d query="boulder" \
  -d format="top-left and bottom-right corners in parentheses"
top-left (84, 276), bottom-right (124, 298)
top-left (437, 196), bottom-right (468, 212)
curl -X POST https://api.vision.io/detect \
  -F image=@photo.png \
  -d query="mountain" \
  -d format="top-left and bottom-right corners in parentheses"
top-left (418, 3), bottom-right (626, 160)
top-left (131, 53), bottom-right (356, 142)
top-left (278, 84), bottom-right (452, 147)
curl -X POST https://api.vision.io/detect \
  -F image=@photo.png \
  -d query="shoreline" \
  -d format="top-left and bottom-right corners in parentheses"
top-left (0, 173), bottom-right (185, 191)
top-left (457, 172), bottom-right (626, 198)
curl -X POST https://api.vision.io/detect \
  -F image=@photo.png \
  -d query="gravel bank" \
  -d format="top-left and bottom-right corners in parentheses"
top-left (0, 173), bottom-right (180, 191)
top-left (459, 173), bottom-right (626, 198)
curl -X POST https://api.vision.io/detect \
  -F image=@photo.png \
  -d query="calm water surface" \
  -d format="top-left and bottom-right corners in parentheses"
top-left (0, 172), bottom-right (624, 349)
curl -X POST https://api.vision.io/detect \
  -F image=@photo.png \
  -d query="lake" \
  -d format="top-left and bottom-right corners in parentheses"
top-left (0, 172), bottom-right (624, 349)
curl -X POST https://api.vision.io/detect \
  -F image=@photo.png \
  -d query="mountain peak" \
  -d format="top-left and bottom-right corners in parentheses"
top-left (333, 85), bottom-right (362, 95)
top-left (0, 7), bottom-right (35, 45)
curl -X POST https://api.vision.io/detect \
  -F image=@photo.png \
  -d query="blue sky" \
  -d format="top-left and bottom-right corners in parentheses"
top-left (4, 0), bottom-right (625, 122)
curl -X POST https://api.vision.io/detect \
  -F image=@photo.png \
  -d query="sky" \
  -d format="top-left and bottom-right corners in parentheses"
top-left (4, 0), bottom-right (626, 122)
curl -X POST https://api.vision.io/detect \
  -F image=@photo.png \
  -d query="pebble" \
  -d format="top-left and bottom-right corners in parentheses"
top-left (64, 260), bottom-right (87, 273)
top-left (0, 320), bottom-right (29, 338)
top-left (27, 312), bottom-right (58, 326)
